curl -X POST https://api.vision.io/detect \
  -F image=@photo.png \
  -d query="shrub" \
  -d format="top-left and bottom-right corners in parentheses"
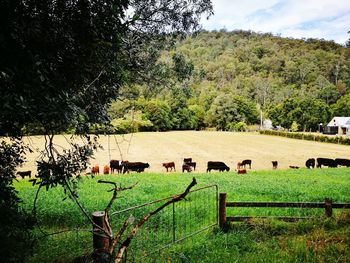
top-left (259, 130), bottom-right (350, 145)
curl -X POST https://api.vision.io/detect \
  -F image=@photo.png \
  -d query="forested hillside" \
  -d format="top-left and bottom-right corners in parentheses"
top-left (109, 30), bottom-right (350, 133)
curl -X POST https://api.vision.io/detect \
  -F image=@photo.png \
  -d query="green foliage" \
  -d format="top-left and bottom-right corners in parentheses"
top-left (331, 93), bottom-right (350, 116)
top-left (0, 139), bottom-right (35, 262)
top-left (259, 130), bottom-right (350, 145)
top-left (268, 97), bottom-right (330, 131)
top-left (206, 94), bottom-right (258, 130)
top-left (291, 121), bottom-right (299, 132)
top-left (172, 53), bottom-right (195, 82)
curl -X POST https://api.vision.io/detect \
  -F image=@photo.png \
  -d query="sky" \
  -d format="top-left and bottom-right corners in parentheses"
top-left (201, 0), bottom-right (350, 44)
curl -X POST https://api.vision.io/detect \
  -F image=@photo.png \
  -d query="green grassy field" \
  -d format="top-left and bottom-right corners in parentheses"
top-left (16, 168), bottom-right (350, 262)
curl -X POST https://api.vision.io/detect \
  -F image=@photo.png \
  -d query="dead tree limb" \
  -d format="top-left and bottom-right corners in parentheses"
top-left (114, 177), bottom-right (197, 263)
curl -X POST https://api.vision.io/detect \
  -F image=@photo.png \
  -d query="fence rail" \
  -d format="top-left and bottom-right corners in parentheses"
top-left (219, 193), bottom-right (350, 229)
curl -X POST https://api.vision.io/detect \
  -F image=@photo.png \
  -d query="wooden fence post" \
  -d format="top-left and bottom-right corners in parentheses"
top-left (219, 193), bottom-right (227, 230)
top-left (325, 198), bottom-right (333, 217)
top-left (92, 211), bottom-right (110, 255)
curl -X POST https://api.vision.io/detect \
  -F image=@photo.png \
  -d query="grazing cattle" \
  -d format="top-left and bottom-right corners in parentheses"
top-left (17, 171), bottom-right (31, 179)
top-left (91, 165), bottom-right (100, 175)
top-left (305, 158), bottom-right (315, 169)
top-left (207, 161), bottom-right (230, 172)
top-left (186, 162), bottom-right (196, 171)
top-left (184, 158), bottom-right (196, 171)
top-left (103, 165), bottom-right (110, 175)
top-left (183, 158), bottom-right (192, 163)
top-left (335, 158), bottom-right (350, 167)
top-left (123, 162), bottom-right (150, 173)
top-left (163, 162), bottom-right (176, 172)
top-left (240, 159), bottom-right (252, 169)
top-left (237, 169), bottom-right (247, 174)
top-left (272, 161), bottom-right (278, 169)
top-left (316, 158), bottom-right (337, 168)
top-left (182, 164), bottom-right (192, 173)
top-left (110, 160), bottom-right (123, 174)
top-left (289, 165), bottom-right (300, 169)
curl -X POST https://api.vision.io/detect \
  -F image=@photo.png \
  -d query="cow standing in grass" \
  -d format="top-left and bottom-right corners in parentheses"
top-left (163, 162), bottom-right (176, 172)
top-left (207, 161), bottom-right (230, 172)
top-left (91, 165), bottom-right (100, 175)
top-left (17, 171), bottom-right (31, 179)
top-left (110, 160), bottom-right (123, 174)
top-left (316, 158), bottom-right (337, 168)
top-left (305, 158), bottom-right (315, 169)
top-left (239, 159), bottom-right (252, 169)
top-left (272, 161), bottom-right (278, 169)
top-left (123, 162), bottom-right (150, 173)
top-left (335, 158), bottom-right (350, 167)
top-left (182, 164), bottom-right (192, 173)
top-left (184, 158), bottom-right (196, 171)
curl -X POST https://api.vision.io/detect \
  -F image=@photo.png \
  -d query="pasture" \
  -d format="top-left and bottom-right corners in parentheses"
top-left (16, 168), bottom-right (350, 262)
top-left (19, 131), bottom-right (350, 173)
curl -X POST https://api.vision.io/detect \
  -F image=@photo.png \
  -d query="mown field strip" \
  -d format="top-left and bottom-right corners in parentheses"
top-left (18, 131), bottom-right (350, 173)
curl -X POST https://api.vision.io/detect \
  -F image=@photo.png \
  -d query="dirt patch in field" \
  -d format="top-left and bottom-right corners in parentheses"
top-left (16, 131), bottom-right (350, 174)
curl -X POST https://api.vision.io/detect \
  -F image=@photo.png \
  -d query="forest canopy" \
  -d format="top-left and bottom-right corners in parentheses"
top-left (108, 30), bottom-right (350, 133)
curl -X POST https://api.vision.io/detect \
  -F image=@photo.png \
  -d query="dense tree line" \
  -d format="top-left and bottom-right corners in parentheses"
top-left (107, 30), bottom-right (350, 133)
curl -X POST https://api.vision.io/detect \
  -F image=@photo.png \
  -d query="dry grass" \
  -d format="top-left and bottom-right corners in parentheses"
top-left (17, 131), bottom-right (350, 174)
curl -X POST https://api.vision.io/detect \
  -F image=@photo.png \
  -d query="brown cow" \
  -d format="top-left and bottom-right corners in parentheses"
top-left (237, 169), bottom-right (247, 174)
top-left (17, 171), bottom-right (31, 179)
top-left (103, 165), bottom-right (110, 174)
top-left (162, 162), bottom-right (176, 172)
top-left (289, 165), bottom-right (300, 169)
top-left (91, 165), bottom-right (100, 175)
top-left (123, 162), bottom-right (149, 173)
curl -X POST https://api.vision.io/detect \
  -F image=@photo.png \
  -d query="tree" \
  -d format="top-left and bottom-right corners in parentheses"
top-left (331, 93), bottom-right (350, 116)
top-left (206, 94), bottom-right (258, 130)
top-left (0, 0), bottom-right (213, 261)
top-left (268, 97), bottom-right (330, 131)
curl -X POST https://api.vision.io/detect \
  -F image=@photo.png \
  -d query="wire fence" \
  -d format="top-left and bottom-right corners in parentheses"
top-left (110, 184), bottom-right (218, 262)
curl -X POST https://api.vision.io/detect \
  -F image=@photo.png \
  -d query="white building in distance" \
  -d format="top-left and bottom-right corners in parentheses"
top-left (325, 117), bottom-right (350, 136)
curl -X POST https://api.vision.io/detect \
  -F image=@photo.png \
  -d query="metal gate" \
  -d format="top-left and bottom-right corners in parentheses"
top-left (109, 184), bottom-right (218, 262)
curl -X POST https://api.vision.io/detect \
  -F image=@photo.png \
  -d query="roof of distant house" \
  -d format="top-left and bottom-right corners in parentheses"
top-left (327, 117), bottom-right (350, 127)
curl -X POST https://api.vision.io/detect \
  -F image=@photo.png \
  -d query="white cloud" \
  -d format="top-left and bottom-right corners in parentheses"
top-left (201, 0), bottom-right (350, 44)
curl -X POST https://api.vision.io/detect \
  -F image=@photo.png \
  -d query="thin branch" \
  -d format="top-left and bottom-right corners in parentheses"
top-left (63, 178), bottom-right (110, 237)
top-left (98, 180), bottom-right (138, 214)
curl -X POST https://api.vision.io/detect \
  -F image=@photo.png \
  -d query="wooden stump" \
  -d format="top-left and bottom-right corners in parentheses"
top-left (92, 211), bottom-right (111, 261)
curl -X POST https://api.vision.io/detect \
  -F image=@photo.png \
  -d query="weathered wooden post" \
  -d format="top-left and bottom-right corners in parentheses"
top-left (92, 211), bottom-right (110, 258)
top-left (219, 193), bottom-right (227, 230)
top-left (325, 198), bottom-right (333, 217)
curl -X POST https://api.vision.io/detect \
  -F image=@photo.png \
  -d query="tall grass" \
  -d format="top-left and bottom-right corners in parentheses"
top-left (15, 168), bottom-right (350, 262)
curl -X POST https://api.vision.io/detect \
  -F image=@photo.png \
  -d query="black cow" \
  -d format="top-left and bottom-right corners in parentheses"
top-left (316, 158), bottom-right (337, 168)
top-left (182, 164), bottom-right (192, 173)
top-left (123, 162), bottom-right (150, 173)
top-left (335, 158), bottom-right (350, 167)
top-left (184, 158), bottom-right (196, 171)
top-left (240, 159), bottom-right (252, 169)
top-left (17, 171), bottom-right (31, 179)
top-left (183, 158), bottom-right (192, 163)
top-left (305, 158), bottom-right (315, 169)
top-left (207, 161), bottom-right (230, 172)
top-left (272, 161), bottom-right (278, 169)
top-left (110, 160), bottom-right (123, 174)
